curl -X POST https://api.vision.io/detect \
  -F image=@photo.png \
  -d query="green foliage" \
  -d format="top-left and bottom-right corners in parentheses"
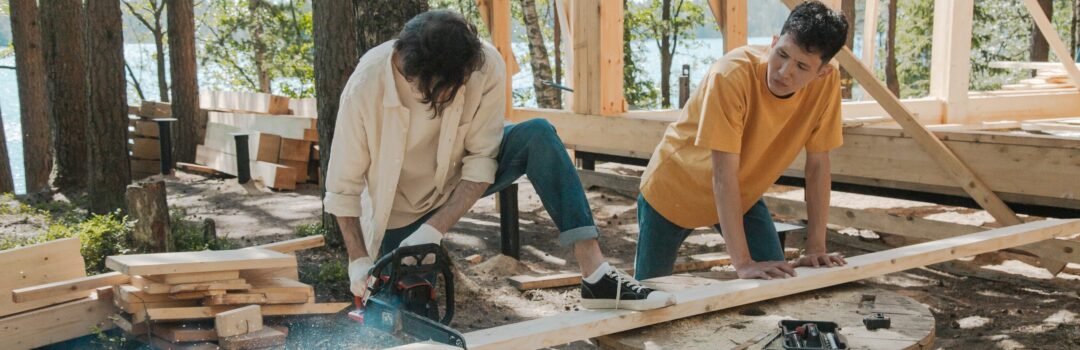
top-left (200, 0), bottom-right (315, 98)
top-left (628, 0), bottom-right (707, 108)
top-left (624, 0), bottom-right (660, 109)
top-left (43, 211), bottom-right (133, 274)
top-left (170, 209), bottom-right (232, 252)
top-left (295, 221), bottom-right (326, 237)
top-left (312, 259), bottom-right (349, 295)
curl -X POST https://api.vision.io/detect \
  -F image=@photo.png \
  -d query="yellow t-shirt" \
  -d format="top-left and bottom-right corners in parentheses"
top-left (640, 45), bottom-right (842, 228)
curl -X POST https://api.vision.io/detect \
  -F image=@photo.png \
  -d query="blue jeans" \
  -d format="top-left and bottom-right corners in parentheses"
top-left (379, 119), bottom-right (600, 257)
top-left (633, 194), bottom-right (786, 280)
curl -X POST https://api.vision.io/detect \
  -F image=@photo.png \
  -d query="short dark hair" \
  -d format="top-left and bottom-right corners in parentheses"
top-left (780, 1), bottom-right (849, 63)
top-left (394, 10), bottom-right (486, 117)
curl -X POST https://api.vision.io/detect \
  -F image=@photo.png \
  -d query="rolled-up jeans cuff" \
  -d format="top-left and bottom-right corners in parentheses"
top-left (558, 225), bottom-right (600, 246)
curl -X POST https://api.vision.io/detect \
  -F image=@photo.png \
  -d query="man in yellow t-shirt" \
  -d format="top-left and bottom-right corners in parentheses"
top-left (635, 1), bottom-right (850, 280)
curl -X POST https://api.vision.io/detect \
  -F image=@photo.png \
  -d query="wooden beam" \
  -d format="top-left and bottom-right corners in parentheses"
top-left (105, 248), bottom-right (297, 276)
top-left (762, 196), bottom-right (1080, 267)
top-left (477, 0), bottom-right (516, 119)
top-left (12, 271), bottom-right (129, 303)
top-left (929, 0), bottom-right (973, 123)
top-left (145, 270), bottom-right (240, 285)
top-left (570, 0), bottom-right (601, 115)
top-left (219, 327), bottom-right (287, 350)
top-left (391, 219), bottom-right (1080, 350)
top-left (989, 61), bottom-right (1080, 70)
top-left (598, 0), bottom-right (626, 115)
top-left (1, 238), bottom-right (89, 318)
top-left (195, 145), bottom-right (297, 190)
top-left (0, 287), bottom-right (116, 350)
top-left (861, 0), bottom-right (878, 69)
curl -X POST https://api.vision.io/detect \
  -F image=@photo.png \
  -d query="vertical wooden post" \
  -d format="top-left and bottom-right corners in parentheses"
top-left (556, 0), bottom-right (573, 109)
top-left (598, 0), bottom-right (626, 115)
top-left (125, 180), bottom-right (172, 253)
top-left (861, 0), bottom-right (879, 76)
top-left (928, 0), bottom-right (974, 124)
top-left (478, 0), bottom-right (516, 119)
top-left (708, 0), bottom-right (747, 53)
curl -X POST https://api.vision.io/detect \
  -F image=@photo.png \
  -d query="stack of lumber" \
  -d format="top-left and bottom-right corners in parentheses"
top-left (990, 61), bottom-right (1077, 91)
top-left (128, 100), bottom-right (176, 180)
top-left (107, 235), bottom-right (348, 349)
top-left (195, 91), bottom-right (320, 190)
top-left (1, 238), bottom-right (123, 350)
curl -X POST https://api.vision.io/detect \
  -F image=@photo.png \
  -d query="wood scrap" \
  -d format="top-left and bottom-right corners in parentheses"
top-left (215, 305), bottom-right (263, 337)
top-left (147, 270), bottom-right (242, 285)
top-left (147, 302), bottom-right (351, 321)
top-left (219, 326), bottom-right (287, 350)
top-left (0, 287), bottom-right (116, 350)
top-left (249, 235), bottom-right (324, 254)
top-left (153, 322), bottom-right (218, 343)
top-left (195, 145), bottom-right (298, 190)
top-left (176, 162), bottom-right (222, 176)
top-left (130, 137), bottom-right (161, 159)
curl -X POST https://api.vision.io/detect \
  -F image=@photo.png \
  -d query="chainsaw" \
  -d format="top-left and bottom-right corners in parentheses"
top-left (348, 243), bottom-right (467, 348)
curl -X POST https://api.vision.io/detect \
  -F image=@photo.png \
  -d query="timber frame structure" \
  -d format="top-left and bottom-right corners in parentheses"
top-left (391, 0), bottom-right (1080, 349)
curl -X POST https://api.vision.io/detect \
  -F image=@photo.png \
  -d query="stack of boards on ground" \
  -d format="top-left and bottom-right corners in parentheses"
top-left (106, 235), bottom-right (347, 349)
top-left (193, 91), bottom-right (320, 191)
top-left (128, 100), bottom-right (197, 180)
top-left (0, 235), bottom-right (339, 350)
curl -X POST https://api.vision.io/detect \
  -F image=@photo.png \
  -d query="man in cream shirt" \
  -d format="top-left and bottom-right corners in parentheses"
top-left (324, 10), bottom-right (673, 311)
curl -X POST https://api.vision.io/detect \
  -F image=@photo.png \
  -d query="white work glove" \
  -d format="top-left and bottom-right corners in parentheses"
top-left (399, 224), bottom-right (444, 247)
top-left (399, 224), bottom-right (444, 265)
top-left (348, 256), bottom-right (374, 297)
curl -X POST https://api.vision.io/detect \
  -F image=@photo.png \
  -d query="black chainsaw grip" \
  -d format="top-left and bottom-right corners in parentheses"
top-left (366, 243), bottom-right (456, 326)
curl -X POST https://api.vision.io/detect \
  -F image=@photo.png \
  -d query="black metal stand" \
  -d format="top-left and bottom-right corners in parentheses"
top-left (231, 132), bottom-right (251, 184)
top-left (154, 118), bottom-right (178, 174)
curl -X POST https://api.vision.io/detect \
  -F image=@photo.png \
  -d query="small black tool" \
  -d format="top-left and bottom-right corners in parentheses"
top-left (863, 313), bottom-right (891, 330)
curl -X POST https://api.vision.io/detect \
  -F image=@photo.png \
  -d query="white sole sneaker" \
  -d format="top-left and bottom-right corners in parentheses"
top-left (580, 294), bottom-right (676, 311)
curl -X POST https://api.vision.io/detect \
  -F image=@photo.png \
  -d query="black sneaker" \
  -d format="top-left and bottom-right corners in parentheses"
top-left (580, 267), bottom-right (675, 311)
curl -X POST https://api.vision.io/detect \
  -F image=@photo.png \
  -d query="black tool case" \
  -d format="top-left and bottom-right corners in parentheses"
top-left (778, 320), bottom-right (848, 350)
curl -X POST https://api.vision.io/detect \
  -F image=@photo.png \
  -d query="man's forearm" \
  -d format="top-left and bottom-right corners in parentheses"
top-left (337, 216), bottom-right (369, 261)
top-left (711, 151), bottom-right (753, 267)
top-left (427, 180), bottom-right (491, 233)
top-left (804, 153), bottom-right (831, 253)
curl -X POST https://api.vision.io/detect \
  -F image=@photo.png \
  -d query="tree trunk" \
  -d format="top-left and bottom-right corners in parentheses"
top-left (520, 0), bottom-right (560, 108)
top-left (840, 0), bottom-right (855, 99)
top-left (86, 1), bottom-right (132, 214)
top-left (155, 31), bottom-right (170, 102)
top-left (660, 0), bottom-right (673, 108)
top-left (40, 0), bottom-right (89, 192)
top-left (9, 0), bottom-right (52, 194)
top-left (0, 101), bottom-right (14, 194)
top-left (126, 180), bottom-right (172, 253)
top-left (168, 0), bottom-right (203, 164)
top-left (313, 0), bottom-right (359, 245)
top-left (1030, 0), bottom-right (1052, 70)
top-left (885, 0), bottom-right (900, 97)
top-left (355, 0), bottom-right (429, 55)
top-left (251, 0), bottom-right (272, 93)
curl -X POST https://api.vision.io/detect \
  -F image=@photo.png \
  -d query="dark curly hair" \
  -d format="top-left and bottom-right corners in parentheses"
top-left (394, 10), bottom-right (486, 118)
top-left (780, 1), bottom-right (849, 64)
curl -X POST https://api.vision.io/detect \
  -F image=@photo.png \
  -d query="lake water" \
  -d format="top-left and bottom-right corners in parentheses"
top-left (0, 38), bottom-right (781, 194)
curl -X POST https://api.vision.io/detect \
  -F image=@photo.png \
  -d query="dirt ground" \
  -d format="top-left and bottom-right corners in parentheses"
top-left (8, 167), bottom-right (1080, 349)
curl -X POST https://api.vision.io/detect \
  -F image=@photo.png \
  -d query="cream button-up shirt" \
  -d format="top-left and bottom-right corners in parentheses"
top-left (323, 40), bottom-right (506, 258)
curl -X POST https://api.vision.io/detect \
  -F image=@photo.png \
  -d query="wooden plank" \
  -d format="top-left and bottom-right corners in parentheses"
top-left (508, 248), bottom-right (799, 290)
top-left (176, 162), bottom-right (221, 175)
top-left (112, 312), bottom-right (147, 334)
top-left (131, 137), bottom-right (161, 159)
top-left (1022, 0), bottom-right (1080, 93)
top-left (220, 326), bottom-right (287, 350)
top-left (170, 290), bottom-right (226, 300)
top-left (990, 61), bottom-right (1080, 70)
top-left (928, 0), bottom-right (973, 123)
top-left (139, 100), bottom-right (172, 118)
top-left (203, 291), bottom-right (310, 306)
top-left (147, 302), bottom-right (351, 321)
top-left (105, 248), bottom-right (297, 276)
top-left (0, 287), bottom-right (116, 350)
top-left (116, 284), bottom-right (173, 303)
top-left (206, 111), bottom-right (311, 139)
top-left (570, 0), bottom-right (600, 115)
top-left (130, 275), bottom-right (174, 294)
top-left (133, 120), bottom-right (160, 138)
top-left (12, 271), bottom-right (129, 303)
top-left (303, 128), bottom-right (318, 142)
top-left (202, 122), bottom-right (282, 162)
top-left (130, 158), bottom-right (159, 174)
top-left (281, 160), bottom-right (309, 183)
top-left (195, 145), bottom-right (298, 190)
top-left (250, 235), bottom-right (325, 254)
top-left (146, 270), bottom-right (241, 285)
top-left (394, 219), bottom-right (1080, 350)
top-left (238, 266), bottom-right (300, 282)
top-left (709, 0), bottom-right (747, 53)
top-left (0, 238), bottom-right (89, 318)
top-left (215, 304), bottom-right (262, 337)
top-left (118, 299), bottom-right (200, 322)
top-left (762, 196), bottom-right (1080, 267)
top-left (142, 334), bottom-right (219, 350)
top-left (200, 91), bottom-right (292, 115)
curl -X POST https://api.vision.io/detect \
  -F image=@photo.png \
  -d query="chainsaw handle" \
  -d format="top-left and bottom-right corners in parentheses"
top-left (367, 243), bottom-right (456, 326)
